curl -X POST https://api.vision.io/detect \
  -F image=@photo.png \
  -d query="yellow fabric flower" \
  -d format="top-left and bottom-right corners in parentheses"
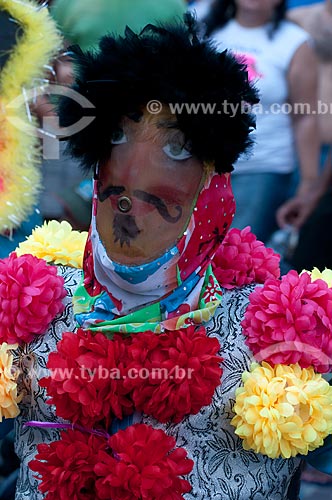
top-left (301, 267), bottom-right (332, 288)
top-left (231, 362), bottom-right (332, 459)
top-left (16, 220), bottom-right (88, 268)
top-left (0, 343), bottom-right (21, 421)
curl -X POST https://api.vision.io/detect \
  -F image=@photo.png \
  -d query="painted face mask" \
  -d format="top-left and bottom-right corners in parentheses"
top-left (74, 115), bottom-right (236, 324)
top-left (95, 117), bottom-right (204, 266)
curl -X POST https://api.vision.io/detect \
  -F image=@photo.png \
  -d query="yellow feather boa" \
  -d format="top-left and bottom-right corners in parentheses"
top-left (0, 0), bottom-right (62, 235)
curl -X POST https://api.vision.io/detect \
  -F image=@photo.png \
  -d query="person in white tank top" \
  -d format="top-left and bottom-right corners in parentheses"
top-left (204, 0), bottom-right (321, 243)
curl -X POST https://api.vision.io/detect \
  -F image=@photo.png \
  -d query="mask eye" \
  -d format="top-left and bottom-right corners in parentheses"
top-left (111, 128), bottom-right (128, 145)
top-left (163, 143), bottom-right (192, 161)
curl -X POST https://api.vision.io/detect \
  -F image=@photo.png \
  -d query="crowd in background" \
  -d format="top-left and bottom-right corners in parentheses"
top-left (0, 0), bottom-right (332, 498)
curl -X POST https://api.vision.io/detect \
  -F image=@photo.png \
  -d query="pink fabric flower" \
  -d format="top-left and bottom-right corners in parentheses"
top-left (212, 226), bottom-right (280, 289)
top-left (242, 270), bottom-right (332, 372)
top-left (0, 253), bottom-right (66, 344)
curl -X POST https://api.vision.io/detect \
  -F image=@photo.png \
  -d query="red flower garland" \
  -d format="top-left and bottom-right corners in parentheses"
top-left (242, 270), bottom-right (332, 372)
top-left (42, 326), bottom-right (222, 426)
top-left (29, 424), bottom-right (194, 500)
top-left (29, 429), bottom-right (106, 500)
top-left (212, 226), bottom-right (280, 289)
top-left (40, 329), bottom-right (133, 428)
top-left (0, 253), bottom-right (66, 344)
top-left (95, 424), bottom-right (194, 500)
top-left (124, 325), bottom-right (223, 422)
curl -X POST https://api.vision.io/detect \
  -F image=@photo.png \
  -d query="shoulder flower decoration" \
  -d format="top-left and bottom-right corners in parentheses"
top-left (242, 270), bottom-right (332, 373)
top-left (16, 220), bottom-right (88, 269)
top-left (0, 253), bottom-right (66, 344)
top-left (0, 342), bottom-right (21, 421)
top-left (231, 362), bottom-right (332, 459)
top-left (212, 226), bottom-right (280, 289)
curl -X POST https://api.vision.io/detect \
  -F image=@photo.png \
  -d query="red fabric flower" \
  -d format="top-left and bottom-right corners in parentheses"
top-left (95, 424), bottom-right (194, 500)
top-left (40, 329), bottom-right (133, 427)
top-left (242, 270), bottom-right (332, 372)
top-left (124, 326), bottom-right (223, 422)
top-left (0, 253), bottom-right (66, 344)
top-left (212, 226), bottom-right (280, 289)
top-left (29, 429), bottom-right (106, 500)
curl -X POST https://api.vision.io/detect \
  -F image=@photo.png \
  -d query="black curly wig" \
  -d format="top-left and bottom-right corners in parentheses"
top-left (59, 14), bottom-right (259, 174)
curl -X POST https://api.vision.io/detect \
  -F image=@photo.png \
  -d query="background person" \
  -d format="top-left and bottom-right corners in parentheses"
top-left (0, 0), bottom-right (60, 251)
top-left (204, 0), bottom-right (321, 243)
top-left (288, 0), bottom-right (332, 168)
top-left (0, 2), bottom-right (61, 498)
top-left (287, 0), bottom-right (332, 278)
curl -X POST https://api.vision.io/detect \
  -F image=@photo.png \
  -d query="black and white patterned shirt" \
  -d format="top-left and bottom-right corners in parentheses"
top-left (13, 266), bottom-right (302, 500)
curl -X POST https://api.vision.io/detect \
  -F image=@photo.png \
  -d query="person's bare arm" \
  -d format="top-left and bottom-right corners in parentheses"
top-left (287, 6), bottom-right (311, 31)
top-left (276, 41), bottom-right (321, 228)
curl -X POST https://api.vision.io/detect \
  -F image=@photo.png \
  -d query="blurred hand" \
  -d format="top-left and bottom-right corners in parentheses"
top-left (276, 180), bottom-right (323, 229)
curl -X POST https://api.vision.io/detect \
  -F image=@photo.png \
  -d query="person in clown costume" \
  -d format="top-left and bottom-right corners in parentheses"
top-left (0, 0), bottom-right (61, 255)
top-left (1, 13), bottom-right (332, 500)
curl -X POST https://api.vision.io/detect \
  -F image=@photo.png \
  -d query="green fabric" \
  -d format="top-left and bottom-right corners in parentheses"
top-left (51, 0), bottom-right (186, 50)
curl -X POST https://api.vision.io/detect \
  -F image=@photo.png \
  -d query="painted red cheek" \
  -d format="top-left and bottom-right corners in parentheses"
top-left (150, 187), bottom-right (186, 206)
top-left (98, 166), bottom-right (111, 184)
top-left (0, 177), bottom-right (4, 193)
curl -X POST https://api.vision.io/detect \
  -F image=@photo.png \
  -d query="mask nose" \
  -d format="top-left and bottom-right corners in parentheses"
top-left (117, 196), bottom-right (132, 213)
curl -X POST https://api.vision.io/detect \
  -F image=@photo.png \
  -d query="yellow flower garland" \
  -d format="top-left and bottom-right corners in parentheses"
top-left (16, 220), bottom-right (88, 268)
top-left (231, 362), bottom-right (332, 459)
top-left (0, 342), bottom-right (21, 421)
top-left (301, 267), bottom-right (332, 288)
top-left (0, 0), bottom-right (62, 234)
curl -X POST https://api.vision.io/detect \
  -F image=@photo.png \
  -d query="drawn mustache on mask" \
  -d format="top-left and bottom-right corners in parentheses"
top-left (113, 214), bottom-right (141, 247)
top-left (132, 190), bottom-right (182, 223)
top-left (98, 185), bottom-right (182, 223)
top-left (97, 183), bottom-right (125, 202)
